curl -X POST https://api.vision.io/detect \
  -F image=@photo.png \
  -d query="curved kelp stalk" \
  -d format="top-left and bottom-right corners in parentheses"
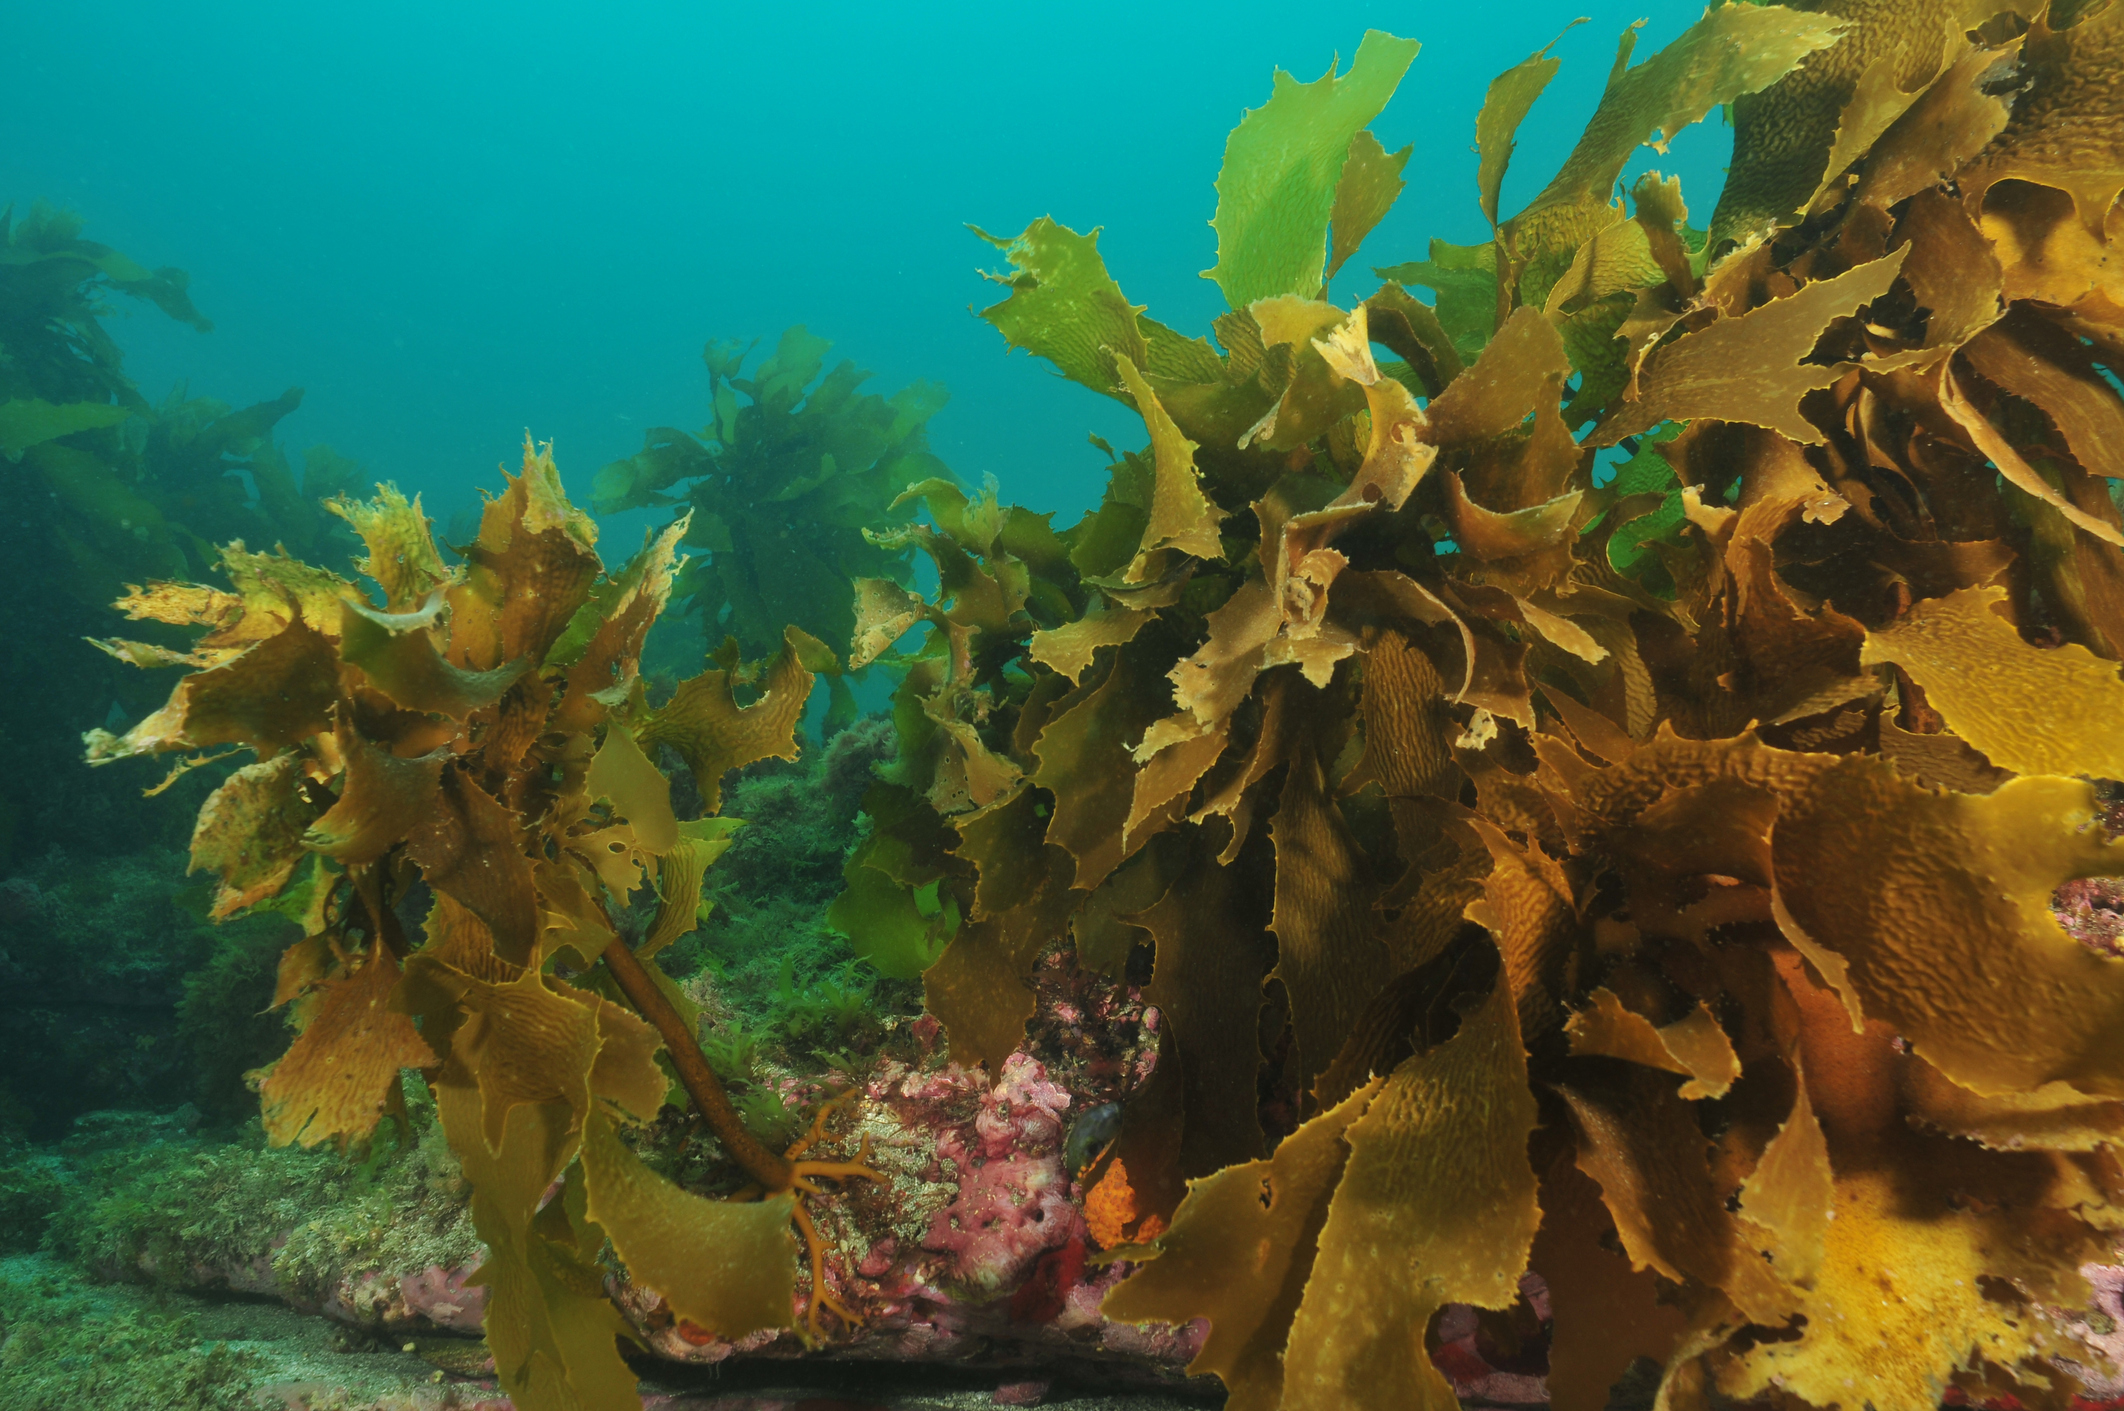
top-left (823, 4), bottom-right (2124, 1408)
top-left (85, 438), bottom-right (879, 1408)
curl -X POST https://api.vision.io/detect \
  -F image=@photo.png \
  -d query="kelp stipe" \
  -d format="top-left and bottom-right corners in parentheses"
top-left (85, 442), bottom-right (880, 1409)
top-left (840, 4), bottom-right (2124, 1407)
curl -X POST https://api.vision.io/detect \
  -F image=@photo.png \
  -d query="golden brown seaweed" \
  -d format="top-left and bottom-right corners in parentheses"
top-left (91, 440), bottom-right (879, 1411)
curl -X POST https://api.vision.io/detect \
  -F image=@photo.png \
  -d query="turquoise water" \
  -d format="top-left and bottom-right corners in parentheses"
top-left (4, 0), bottom-right (1720, 525)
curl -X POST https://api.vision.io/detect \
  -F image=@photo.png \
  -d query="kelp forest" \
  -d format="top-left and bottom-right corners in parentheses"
top-left (10, 0), bottom-right (2124, 1408)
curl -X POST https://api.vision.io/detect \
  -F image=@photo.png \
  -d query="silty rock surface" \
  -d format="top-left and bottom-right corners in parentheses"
top-left (124, 1236), bottom-right (491, 1339)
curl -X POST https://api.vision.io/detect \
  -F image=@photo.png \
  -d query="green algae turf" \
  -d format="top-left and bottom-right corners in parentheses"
top-left (12, 1095), bottom-right (479, 1316)
top-left (0, 1253), bottom-right (265, 1411)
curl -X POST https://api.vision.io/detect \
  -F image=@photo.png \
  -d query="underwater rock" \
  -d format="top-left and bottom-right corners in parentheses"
top-left (399, 1262), bottom-right (490, 1335)
top-left (919, 1053), bottom-right (1082, 1296)
top-left (16, 939), bottom-right (1210, 1380)
top-left (612, 971), bottom-right (1209, 1384)
top-left (311, 1262), bottom-right (491, 1336)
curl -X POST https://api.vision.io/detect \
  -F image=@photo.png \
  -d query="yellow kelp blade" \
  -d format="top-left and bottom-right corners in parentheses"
top-left (1714, 1157), bottom-right (2102, 1410)
top-left (84, 614), bottom-right (339, 764)
top-left (406, 766), bottom-right (541, 965)
top-left (639, 625), bottom-right (820, 814)
top-left (1113, 355), bottom-right (1224, 575)
top-left (1862, 585), bottom-right (2124, 780)
top-left (302, 726), bottom-right (448, 866)
top-left (1773, 761), bottom-right (2124, 1099)
top-left (189, 754), bottom-right (313, 919)
top-left (640, 818), bottom-right (745, 960)
top-left (580, 1107), bottom-right (797, 1341)
top-left (1565, 988), bottom-right (1740, 1100)
top-left (1102, 1079), bottom-right (1383, 1411)
top-left (1512, 2), bottom-right (1845, 292)
top-left (431, 962), bottom-right (603, 1154)
top-left (1279, 975), bottom-right (1541, 1410)
top-left (326, 482), bottom-right (452, 611)
top-left (585, 724), bottom-right (678, 856)
top-left (436, 1085), bottom-right (640, 1411)
top-left (340, 594), bottom-right (526, 718)
top-left (1600, 247), bottom-right (1907, 446)
top-left (258, 948), bottom-right (434, 1149)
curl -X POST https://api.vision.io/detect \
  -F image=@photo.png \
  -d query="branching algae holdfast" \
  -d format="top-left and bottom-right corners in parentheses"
top-left (823, 2), bottom-right (2124, 1408)
top-left (86, 441), bottom-right (881, 1406)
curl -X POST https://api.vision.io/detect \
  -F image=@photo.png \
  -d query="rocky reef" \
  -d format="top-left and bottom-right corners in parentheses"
top-left (14, 0), bottom-right (2124, 1408)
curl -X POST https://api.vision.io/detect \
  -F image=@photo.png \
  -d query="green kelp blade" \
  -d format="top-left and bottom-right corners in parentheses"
top-left (1475, 25), bottom-right (1577, 226)
top-left (590, 426), bottom-right (712, 515)
top-left (1376, 240), bottom-right (1499, 362)
top-left (1, 205), bottom-right (215, 329)
top-left (0, 397), bottom-right (131, 461)
top-left (975, 217), bottom-right (1149, 398)
top-left (1207, 30), bottom-right (1421, 310)
top-left (828, 837), bottom-right (959, 980)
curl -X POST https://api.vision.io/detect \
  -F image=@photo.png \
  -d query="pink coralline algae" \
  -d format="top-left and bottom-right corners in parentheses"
top-left (2064, 1263), bottom-right (2124, 1398)
top-left (400, 1263), bottom-right (490, 1335)
top-left (1427, 1276), bottom-right (1552, 1407)
top-left (611, 976), bottom-right (1206, 1385)
top-left (316, 1261), bottom-right (490, 1335)
top-left (2055, 877), bottom-right (2124, 957)
top-left (922, 1055), bottom-right (1083, 1296)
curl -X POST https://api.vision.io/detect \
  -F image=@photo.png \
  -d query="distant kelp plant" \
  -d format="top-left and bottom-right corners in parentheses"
top-left (0, 201), bottom-right (364, 862)
top-left (827, 2), bottom-right (2124, 1408)
top-left (85, 443), bottom-right (881, 1411)
top-left (593, 326), bottom-right (954, 695)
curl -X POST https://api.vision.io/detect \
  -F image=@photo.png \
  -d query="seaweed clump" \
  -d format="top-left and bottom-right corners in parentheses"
top-left (75, 0), bottom-right (2124, 1405)
top-left (803, 4), bottom-right (2124, 1408)
top-left (85, 444), bottom-right (882, 1409)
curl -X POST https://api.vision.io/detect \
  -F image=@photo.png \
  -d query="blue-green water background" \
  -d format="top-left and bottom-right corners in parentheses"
top-left (4, 0), bottom-right (1723, 530)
